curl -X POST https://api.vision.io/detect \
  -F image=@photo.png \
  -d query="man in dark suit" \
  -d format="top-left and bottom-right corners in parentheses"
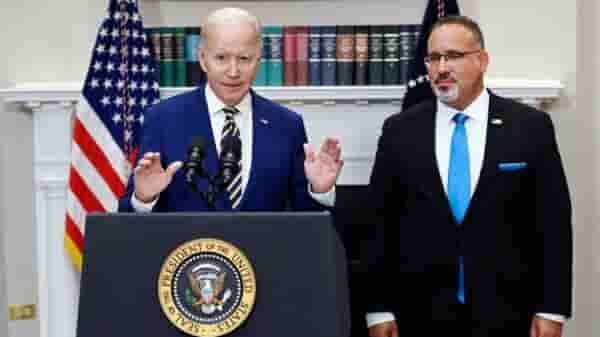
top-left (364, 16), bottom-right (572, 337)
top-left (118, 7), bottom-right (343, 212)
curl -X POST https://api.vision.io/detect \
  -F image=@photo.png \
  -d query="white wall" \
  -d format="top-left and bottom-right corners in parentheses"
top-left (0, 0), bottom-right (592, 336)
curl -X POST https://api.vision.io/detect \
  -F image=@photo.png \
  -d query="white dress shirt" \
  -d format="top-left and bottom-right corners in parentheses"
top-left (366, 89), bottom-right (565, 327)
top-left (132, 84), bottom-right (335, 210)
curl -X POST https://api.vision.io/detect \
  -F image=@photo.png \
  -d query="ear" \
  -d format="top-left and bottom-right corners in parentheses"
top-left (198, 45), bottom-right (208, 73)
top-left (478, 49), bottom-right (490, 73)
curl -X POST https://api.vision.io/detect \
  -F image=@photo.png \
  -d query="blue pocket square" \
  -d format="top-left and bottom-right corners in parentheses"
top-left (498, 162), bottom-right (527, 171)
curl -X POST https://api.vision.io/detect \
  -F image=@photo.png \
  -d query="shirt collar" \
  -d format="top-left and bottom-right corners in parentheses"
top-left (205, 83), bottom-right (252, 117)
top-left (437, 89), bottom-right (490, 124)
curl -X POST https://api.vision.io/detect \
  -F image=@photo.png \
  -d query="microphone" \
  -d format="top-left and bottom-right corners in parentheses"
top-left (219, 135), bottom-right (241, 185)
top-left (185, 136), bottom-right (208, 184)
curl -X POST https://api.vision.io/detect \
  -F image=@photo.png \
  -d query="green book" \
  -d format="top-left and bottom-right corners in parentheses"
top-left (264, 26), bottom-right (283, 86)
top-left (253, 27), bottom-right (269, 86)
top-left (159, 27), bottom-right (175, 87)
top-left (173, 27), bottom-right (187, 87)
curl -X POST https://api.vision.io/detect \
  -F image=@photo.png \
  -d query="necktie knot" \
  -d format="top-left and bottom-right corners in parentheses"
top-left (453, 113), bottom-right (468, 125)
top-left (223, 106), bottom-right (238, 120)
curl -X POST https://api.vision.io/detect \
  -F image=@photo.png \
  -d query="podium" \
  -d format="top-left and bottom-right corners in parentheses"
top-left (77, 212), bottom-right (351, 337)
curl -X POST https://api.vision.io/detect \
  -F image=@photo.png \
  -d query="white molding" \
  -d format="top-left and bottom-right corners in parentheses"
top-left (0, 79), bottom-right (563, 106)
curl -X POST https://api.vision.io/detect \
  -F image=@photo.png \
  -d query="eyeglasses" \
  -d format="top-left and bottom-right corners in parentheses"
top-left (424, 50), bottom-right (481, 67)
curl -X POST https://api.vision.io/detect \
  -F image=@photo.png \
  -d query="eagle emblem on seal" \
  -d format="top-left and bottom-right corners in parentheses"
top-left (185, 263), bottom-right (232, 315)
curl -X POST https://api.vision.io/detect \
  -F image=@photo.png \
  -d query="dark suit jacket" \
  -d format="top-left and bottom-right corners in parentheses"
top-left (118, 84), bottom-right (321, 212)
top-left (363, 92), bottom-right (572, 336)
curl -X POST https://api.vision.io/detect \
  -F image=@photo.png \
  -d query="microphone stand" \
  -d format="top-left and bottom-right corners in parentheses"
top-left (185, 162), bottom-right (223, 211)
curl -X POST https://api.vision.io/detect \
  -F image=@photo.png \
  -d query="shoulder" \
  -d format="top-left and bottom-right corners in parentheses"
top-left (382, 99), bottom-right (436, 132)
top-left (251, 90), bottom-right (303, 124)
top-left (490, 92), bottom-right (553, 127)
top-left (145, 87), bottom-right (205, 121)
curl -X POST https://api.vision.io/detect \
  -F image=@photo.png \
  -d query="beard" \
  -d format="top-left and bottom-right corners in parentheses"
top-left (433, 84), bottom-right (459, 103)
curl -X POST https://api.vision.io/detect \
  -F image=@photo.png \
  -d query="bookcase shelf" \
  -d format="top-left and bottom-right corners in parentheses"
top-left (0, 79), bottom-right (562, 106)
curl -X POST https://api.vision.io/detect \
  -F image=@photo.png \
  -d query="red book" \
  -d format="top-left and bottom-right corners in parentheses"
top-left (295, 26), bottom-right (309, 86)
top-left (283, 26), bottom-right (297, 86)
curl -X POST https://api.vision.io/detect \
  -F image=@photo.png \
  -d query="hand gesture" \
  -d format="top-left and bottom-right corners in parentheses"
top-left (133, 152), bottom-right (183, 202)
top-left (304, 137), bottom-right (344, 193)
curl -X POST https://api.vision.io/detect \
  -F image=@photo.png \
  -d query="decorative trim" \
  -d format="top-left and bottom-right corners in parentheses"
top-left (0, 79), bottom-right (563, 106)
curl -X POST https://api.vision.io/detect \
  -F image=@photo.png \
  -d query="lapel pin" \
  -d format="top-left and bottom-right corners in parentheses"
top-left (491, 118), bottom-right (503, 125)
top-left (260, 118), bottom-right (269, 125)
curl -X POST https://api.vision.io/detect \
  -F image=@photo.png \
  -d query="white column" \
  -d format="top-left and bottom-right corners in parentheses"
top-left (30, 101), bottom-right (79, 337)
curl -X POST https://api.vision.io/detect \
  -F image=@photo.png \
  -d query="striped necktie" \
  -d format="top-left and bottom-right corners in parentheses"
top-left (448, 112), bottom-right (470, 304)
top-left (221, 106), bottom-right (243, 209)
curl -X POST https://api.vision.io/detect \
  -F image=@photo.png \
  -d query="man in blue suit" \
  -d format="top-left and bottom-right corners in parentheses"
top-left (118, 7), bottom-right (343, 212)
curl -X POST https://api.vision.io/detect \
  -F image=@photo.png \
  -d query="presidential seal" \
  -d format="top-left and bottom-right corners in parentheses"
top-left (158, 238), bottom-right (256, 337)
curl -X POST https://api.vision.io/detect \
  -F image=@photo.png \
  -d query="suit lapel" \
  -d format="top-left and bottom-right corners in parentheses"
top-left (236, 90), bottom-right (265, 208)
top-left (195, 87), bottom-right (219, 177)
top-left (414, 104), bottom-right (456, 221)
top-left (469, 93), bottom-right (505, 210)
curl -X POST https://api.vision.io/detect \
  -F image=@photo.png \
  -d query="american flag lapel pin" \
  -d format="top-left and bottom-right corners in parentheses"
top-left (260, 118), bottom-right (269, 125)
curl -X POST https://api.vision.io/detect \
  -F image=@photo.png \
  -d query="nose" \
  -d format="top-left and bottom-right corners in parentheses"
top-left (437, 55), bottom-right (450, 72)
top-left (226, 59), bottom-right (241, 77)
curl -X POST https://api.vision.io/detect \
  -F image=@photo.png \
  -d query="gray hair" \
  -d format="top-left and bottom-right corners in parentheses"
top-left (201, 7), bottom-right (262, 48)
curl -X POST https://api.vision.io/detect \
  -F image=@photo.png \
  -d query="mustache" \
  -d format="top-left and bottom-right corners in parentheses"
top-left (433, 73), bottom-right (456, 84)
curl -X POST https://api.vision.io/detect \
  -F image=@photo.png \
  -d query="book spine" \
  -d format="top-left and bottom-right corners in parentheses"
top-left (159, 27), bottom-right (175, 87)
top-left (398, 24), bottom-right (413, 85)
top-left (185, 27), bottom-right (204, 87)
top-left (283, 26), bottom-right (297, 86)
top-left (254, 27), bottom-right (269, 86)
top-left (173, 27), bottom-right (187, 87)
top-left (308, 26), bottom-right (321, 86)
top-left (354, 26), bottom-right (369, 86)
top-left (296, 26), bottom-right (309, 86)
top-left (336, 25), bottom-right (355, 86)
top-left (265, 26), bottom-right (284, 86)
top-left (368, 25), bottom-right (384, 85)
top-left (147, 27), bottom-right (162, 83)
top-left (321, 26), bottom-right (337, 86)
top-left (383, 25), bottom-right (400, 85)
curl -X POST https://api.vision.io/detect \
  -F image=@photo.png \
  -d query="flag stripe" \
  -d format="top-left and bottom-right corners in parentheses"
top-left (73, 117), bottom-right (126, 199)
top-left (76, 100), bottom-right (129, 183)
top-left (65, 214), bottom-right (85, 253)
top-left (71, 139), bottom-right (120, 211)
top-left (68, 166), bottom-right (107, 213)
top-left (67, 190), bottom-right (87, 234)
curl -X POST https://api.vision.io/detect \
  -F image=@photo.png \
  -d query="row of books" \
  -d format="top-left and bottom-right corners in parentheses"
top-left (147, 24), bottom-right (421, 87)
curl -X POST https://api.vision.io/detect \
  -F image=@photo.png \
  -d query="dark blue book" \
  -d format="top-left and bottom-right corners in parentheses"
top-left (185, 27), bottom-right (205, 87)
top-left (308, 26), bottom-right (321, 86)
top-left (398, 24), bottom-right (413, 85)
top-left (383, 25), bottom-right (400, 85)
top-left (320, 26), bottom-right (337, 86)
top-left (368, 25), bottom-right (384, 85)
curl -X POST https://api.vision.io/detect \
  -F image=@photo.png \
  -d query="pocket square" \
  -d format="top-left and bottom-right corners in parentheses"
top-left (498, 162), bottom-right (527, 171)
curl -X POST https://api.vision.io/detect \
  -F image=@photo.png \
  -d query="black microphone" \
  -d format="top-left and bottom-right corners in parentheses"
top-left (185, 136), bottom-right (208, 184)
top-left (219, 135), bottom-right (241, 185)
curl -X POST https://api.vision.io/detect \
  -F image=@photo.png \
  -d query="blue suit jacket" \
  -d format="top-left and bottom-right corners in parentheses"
top-left (118, 84), bottom-right (322, 212)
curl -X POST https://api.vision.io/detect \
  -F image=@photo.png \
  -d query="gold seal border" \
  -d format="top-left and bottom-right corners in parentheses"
top-left (157, 238), bottom-right (257, 337)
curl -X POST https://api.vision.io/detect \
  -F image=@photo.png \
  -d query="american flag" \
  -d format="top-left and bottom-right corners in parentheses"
top-left (401, 0), bottom-right (459, 111)
top-left (65, 0), bottom-right (159, 271)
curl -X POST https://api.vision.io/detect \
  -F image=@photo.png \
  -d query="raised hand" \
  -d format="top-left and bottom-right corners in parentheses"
top-left (304, 137), bottom-right (344, 193)
top-left (133, 152), bottom-right (183, 202)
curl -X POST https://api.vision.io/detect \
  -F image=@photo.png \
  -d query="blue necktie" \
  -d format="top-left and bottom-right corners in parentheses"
top-left (448, 113), bottom-right (470, 304)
